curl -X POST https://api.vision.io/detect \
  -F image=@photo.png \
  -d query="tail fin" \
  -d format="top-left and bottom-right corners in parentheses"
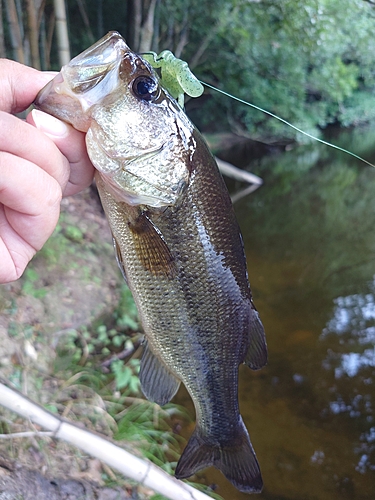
top-left (175, 418), bottom-right (263, 493)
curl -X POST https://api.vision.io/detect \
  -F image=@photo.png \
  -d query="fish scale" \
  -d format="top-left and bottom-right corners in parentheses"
top-left (34, 31), bottom-right (267, 493)
top-left (96, 130), bottom-right (259, 455)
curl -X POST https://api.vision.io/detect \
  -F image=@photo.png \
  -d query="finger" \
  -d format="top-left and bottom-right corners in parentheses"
top-left (0, 59), bottom-right (56, 113)
top-left (0, 150), bottom-right (62, 221)
top-left (27, 109), bottom-right (95, 196)
top-left (0, 111), bottom-right (70, 191)
top-left (0, 204), bottom-right (38, 283)
top-left (0, 151), bottom-right (62, 274)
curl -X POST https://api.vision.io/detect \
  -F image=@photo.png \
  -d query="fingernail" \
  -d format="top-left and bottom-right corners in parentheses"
top-left (31, 108), bottom-right (69, 138)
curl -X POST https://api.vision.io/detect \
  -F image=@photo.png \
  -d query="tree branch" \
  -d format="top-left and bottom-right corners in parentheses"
top-left (0, 381), bottom-right (212, 500)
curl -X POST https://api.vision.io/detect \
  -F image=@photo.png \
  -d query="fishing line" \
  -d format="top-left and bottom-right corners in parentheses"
top-left (200, 80), bottom-right (375, 169)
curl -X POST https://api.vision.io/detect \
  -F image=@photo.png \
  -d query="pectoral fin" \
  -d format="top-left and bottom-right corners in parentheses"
top-left (129, 212), bottom-right (177, 279)
top-left (244, 309), bottom-right (267, 370)
top-left (140, 341), bottom-right (180, 406)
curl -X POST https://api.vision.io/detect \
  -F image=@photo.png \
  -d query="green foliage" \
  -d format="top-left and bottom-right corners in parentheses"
top-left (111, 359), bottom-right (140, 393)
top-left (114, 285), bottom-right (140, 331)
top-left (64, 225), bottom-right (84, 243)
top-left (182, 0), bottom-right (375, 138)
top-left (115, 402), bottom-right (183, 470)
top-left (4, 0), bottom-right (375, 138)
top-left (57, 328), bottom-right (140, 396)
top-left (53, 328), bottom-right (188, 480)
top-left (37, 219), bottom-right (73, 265)
top-left (53, 321), bottom-right (218, 496)
top-left (338, 91), bottom-right (375, 127)
top-left (21, 269), bottom-right (47, 298)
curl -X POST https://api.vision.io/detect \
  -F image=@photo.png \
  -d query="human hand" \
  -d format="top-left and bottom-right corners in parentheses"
top-left (0, 59), bottom-right (95, 283)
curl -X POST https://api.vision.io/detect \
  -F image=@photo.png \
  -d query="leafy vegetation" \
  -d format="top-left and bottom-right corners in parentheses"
top-left (51, 289), bottom-right (221, 498)
top-left (2, 0), bottom-right (375, 139)
top-left (187, 0), bottom-right (375, 137)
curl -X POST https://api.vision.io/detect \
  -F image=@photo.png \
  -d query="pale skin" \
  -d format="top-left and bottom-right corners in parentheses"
top-left (0, 59), bottom-right (95, 284)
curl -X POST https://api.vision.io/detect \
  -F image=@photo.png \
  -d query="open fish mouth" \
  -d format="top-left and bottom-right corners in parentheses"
top-left (35, 31), bottom-right (193, 208)
top-left (35, 32), bottom-right (129, 131)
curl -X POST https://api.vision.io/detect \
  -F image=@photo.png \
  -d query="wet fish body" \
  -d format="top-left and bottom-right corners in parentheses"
top-left (35, 32), bottom-right (267, 493)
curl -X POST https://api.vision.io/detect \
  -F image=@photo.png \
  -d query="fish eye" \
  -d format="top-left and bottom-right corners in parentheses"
top-left (132, 76), bottom-right (159, 102)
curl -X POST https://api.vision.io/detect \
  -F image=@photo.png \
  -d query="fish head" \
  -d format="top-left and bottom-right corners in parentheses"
top-left (35, 31), bottom-right (195, 208)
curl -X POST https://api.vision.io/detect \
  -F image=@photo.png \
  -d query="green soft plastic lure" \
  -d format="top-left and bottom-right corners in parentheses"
top-left (142, 50), bottom-right (204, 107)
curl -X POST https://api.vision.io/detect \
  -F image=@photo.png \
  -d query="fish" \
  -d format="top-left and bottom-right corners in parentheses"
top-left (34, 31), bottom-right (268, 493)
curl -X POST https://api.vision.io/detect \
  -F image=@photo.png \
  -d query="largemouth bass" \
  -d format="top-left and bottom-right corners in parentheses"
top-left (35, 32), bottom-right (267, 493)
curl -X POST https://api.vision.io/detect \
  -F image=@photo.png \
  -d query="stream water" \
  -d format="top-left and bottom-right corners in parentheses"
top-left (178, 125), bottom-right (375, 500)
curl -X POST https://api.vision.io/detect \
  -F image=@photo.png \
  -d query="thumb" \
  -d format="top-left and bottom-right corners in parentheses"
top-left (27, 109), bottom-right (95, 196)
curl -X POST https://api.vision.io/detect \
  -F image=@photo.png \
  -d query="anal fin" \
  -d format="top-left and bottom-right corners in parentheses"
top-left (140, 341), bottom-right (180, 406)
top-left (244, 309), bottom-right (268, 370)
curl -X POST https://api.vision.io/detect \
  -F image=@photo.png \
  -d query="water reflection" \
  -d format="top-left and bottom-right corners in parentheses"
top-left (322, 279), bottom-right (375, 378)
top-left (199, 125), bottom-right (375, 499)
top-left (356, 428), bottom-right (375, 474)
top-left (319, 276), bottom-right (375, 478)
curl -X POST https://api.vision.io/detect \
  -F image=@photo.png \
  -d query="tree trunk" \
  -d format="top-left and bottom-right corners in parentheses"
top-left (53, 0), bottom-right (70, 66)
top-left (96, 0), bottom-right (103, 37)
top-left (4, 0), bottom-right (24, 63)
top-left (0, 0), bottom-right (6, 57)
top-left (174, 7), bottom-right (189, 58)
top-left (138, 0), bottom-right (157, 53)
top-left (126, 0), bottom-right (142, 50)
top-left (36, 0), bottom-right (46, 29)
top-left (45, 9), bottom-right (55, 67)
top-left (76, 0), bottom-right (94, 43)
top-left (26, 0), bottom-right (41, 69)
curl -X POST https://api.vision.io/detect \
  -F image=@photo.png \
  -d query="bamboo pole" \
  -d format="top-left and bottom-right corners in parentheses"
top-left (53, 0), bottom-right (70, 66)
top-left (0, 382), bottom-right (213, 500)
